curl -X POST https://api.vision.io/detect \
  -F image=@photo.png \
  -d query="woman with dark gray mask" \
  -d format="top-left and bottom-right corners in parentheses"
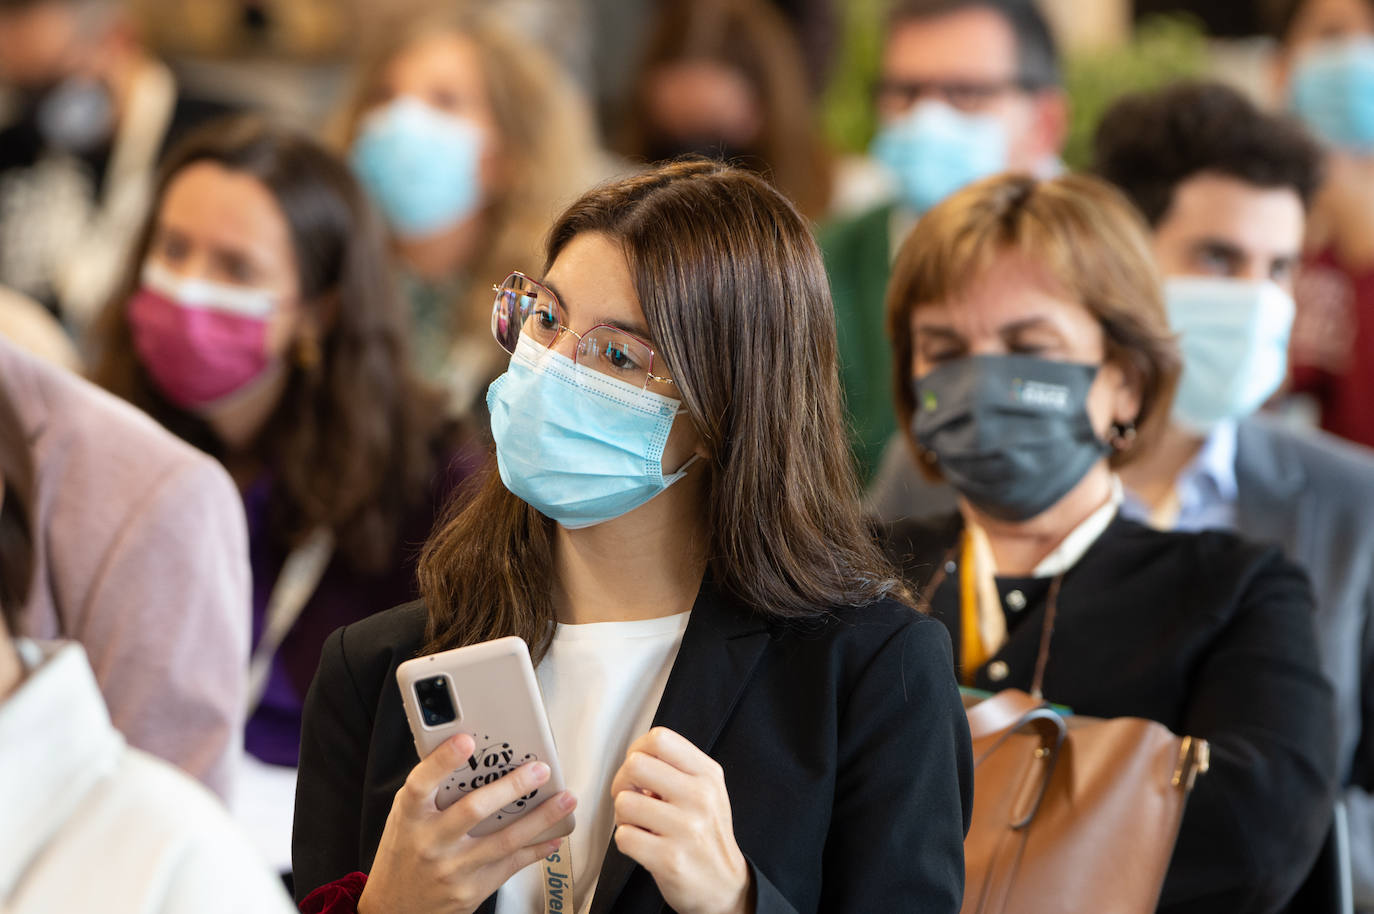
top-left (881, 171), bottom-right (1337, 914)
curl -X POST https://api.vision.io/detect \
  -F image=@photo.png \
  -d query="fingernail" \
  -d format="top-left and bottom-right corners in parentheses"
top-left (558, 792), bottom-right (576, 811)
top-left (529, 761), bottom-right (550, 782)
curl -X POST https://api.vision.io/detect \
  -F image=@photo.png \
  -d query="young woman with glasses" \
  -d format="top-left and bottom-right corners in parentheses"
top-left (291, 160), bottom-right (972, 914)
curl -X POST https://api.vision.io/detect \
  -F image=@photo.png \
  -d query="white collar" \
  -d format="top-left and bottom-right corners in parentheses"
top-left (0, 640), bottom-right (124, 899)
top-left (1031, 475), bottom-right (1124, 578)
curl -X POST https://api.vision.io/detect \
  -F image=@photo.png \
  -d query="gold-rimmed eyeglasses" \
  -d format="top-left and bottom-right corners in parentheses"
top-left (490, 271), bottom-right (675, 392)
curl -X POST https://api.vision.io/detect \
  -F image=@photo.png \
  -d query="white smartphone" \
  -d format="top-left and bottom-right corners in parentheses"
top-left (396, 636), bottom-right (573, 840)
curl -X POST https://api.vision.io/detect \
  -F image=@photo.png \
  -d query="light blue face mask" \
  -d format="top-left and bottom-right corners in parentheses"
top-left (350, 96), bottom-right (484, 238)
top-left (870, 100), bottom-right (1009, 214)
top-left (1164, 276), bottom-right (1296, 433)
top-left (486, 335), bottom-right (699, 529)
top-left (1289, 37), bottom-right (1374, 154)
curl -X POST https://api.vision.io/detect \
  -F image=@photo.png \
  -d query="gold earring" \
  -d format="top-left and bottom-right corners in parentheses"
top-left (296, 335), bottom-right (322, 371)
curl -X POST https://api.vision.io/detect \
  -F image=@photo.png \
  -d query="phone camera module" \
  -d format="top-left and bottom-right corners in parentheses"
top-left (414, 675), bottom-right (457, 726)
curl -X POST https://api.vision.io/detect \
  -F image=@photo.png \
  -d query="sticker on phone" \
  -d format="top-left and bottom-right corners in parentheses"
top-left (440, 734), bottom-right (542, 819)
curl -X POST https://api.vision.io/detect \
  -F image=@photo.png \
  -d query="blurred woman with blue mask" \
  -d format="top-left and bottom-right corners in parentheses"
top-left (881, 172), bottom-right (1337, 914)
top-left (334, 8), bottom-right (608, 417)
top-left (1274, 0), bottom-right (1374, 450)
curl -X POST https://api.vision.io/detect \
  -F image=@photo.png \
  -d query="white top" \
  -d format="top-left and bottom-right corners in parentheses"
top-left (496, 612), bottom-right (691, 914)
top-left (0, 640), bottom-right (295, 914)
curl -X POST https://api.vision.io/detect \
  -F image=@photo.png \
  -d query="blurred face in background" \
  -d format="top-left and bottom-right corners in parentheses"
top-left (640, 59), bottom-right (762, 161)
top-left (1151, 174), bottom-right (1306, 294)
top-left (347, 30), bottom-right (509, 243)
top-left (1150, 175), bottom-right (1304, 431)
top-left (1280, 0), bottom-right (1374, 157)
top-left (128, 161), bottom-right (310, 440)
top-left (1284, 0), bottom-right (1374, 55)
top-left (876, 7), bottom-right (1063, 172)
top-left (870, 6), bottom-right (1066, 214)
top-left (0, 0), bottom-right (131, 152)
top-left (0, 0), bottom-right (91, 89)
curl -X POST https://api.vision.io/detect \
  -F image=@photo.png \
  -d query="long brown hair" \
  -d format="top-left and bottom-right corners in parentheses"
top-left (614, 0), bottom-right (834, 222)
top-left (420, 160), bottom-right (906, 660)
top-left (92, 116), bottom-right (449, 572)
top-left (886, 172), bottom-right (1181, 477)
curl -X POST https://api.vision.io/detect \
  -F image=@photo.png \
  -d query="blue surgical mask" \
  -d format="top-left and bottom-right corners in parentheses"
top-left (350, 96), bottom-right (484, 238)
top-left (870, 101), bottom-right (1008, 214)
top-left (486, 335), bottom-right (698, 529)
top-left (1289, 37), bottom-right (1374, 153)
top-left (1164, 276), bottom-right (1295, 433)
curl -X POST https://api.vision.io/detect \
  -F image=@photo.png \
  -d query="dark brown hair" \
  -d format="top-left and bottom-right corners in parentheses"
top-left (887, 172), bottom-right (1181, 477)
top-left (614, 0), bottom-right (834, 221)
top-left (886, 0), bottom-right (1061, 90)
top-left (1093, 80), bottom-right (1323, 227)
top-left (0, 486), bottom-right (30, 635)
top-left (419, 160), bottom-right (907, 660)
top-left (92, 116), bottom-right (448, 571)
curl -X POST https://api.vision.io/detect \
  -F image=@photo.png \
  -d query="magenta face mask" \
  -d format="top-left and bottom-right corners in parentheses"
top-left (128, 261), bottom-right (278, 410)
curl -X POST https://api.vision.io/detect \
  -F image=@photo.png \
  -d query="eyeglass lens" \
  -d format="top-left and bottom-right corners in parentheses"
top-left (491, 273), bottom-right (662, 390)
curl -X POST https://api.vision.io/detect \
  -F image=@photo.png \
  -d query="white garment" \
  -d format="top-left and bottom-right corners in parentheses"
top-left (1032, 475), bottom-right (1125, 577)
top-left (496, 612), bottom-right (690, 914)
top-left (0, 641), bottom-right (295, 914)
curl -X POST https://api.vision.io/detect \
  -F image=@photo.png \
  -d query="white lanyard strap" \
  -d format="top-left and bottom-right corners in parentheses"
top-left (245, 527), bottom-right (335, 715)
top-left (542, 837), bottom-right (574, 913)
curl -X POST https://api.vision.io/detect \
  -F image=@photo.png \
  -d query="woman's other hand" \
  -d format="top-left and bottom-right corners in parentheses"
top-left (610, 727), bottom-right (753, 914)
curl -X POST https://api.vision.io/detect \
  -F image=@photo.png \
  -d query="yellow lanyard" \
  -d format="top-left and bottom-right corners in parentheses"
top-left (958, 532), bottom-right (986, 685)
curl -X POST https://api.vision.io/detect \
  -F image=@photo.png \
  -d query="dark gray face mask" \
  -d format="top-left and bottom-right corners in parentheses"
top-left (912, 354), bottom-right (1112, 522)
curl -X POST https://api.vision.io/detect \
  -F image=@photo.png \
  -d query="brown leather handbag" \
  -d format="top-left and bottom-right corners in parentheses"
top-left (959, 577), bottom-right (1212, 914)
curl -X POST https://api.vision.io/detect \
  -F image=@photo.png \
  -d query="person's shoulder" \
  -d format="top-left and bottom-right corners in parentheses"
top-left (325, 600), bottom-right (431, 684)
top-left (1, 337), bottom-right (212, 476)
top-left (77, 748), bottom-right (295, 909)
top-left (775, 594), bottom-right (953, 674)
top-left (1240, 413), bottom-right (1374, 503)
top-left (1098, 516), bottom-right (1305, 614)
top-left (1104, 513), bottom-right (1282, 566)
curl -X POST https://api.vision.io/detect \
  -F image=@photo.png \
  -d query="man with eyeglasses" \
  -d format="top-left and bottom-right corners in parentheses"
top-left (820, 0), bottom-right (1067, 483)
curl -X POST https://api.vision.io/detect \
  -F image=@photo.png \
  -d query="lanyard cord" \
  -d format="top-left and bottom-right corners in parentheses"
top-left (918, 541), bottom-right (1063, 699)
top-left (541, 837), bottom-right (574, 913)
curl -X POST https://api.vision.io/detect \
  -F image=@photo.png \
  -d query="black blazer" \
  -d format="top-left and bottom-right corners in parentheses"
top-left (292, 584), bottom-right (974, 913)
top-left (885, 512), bottom-right (1339, 914)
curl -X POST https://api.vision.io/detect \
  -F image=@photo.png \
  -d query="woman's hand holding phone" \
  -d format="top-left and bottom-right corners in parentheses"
top-left (358, 732), bottom-right (578, 914)
top-left (610, 727), bottom-right (754, 914)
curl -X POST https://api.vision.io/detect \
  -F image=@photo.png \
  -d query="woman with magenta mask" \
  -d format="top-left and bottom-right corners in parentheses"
top-left (289, 160), bottom-right (972, 914)
top-left (91, 116), bottom-right (475, 872)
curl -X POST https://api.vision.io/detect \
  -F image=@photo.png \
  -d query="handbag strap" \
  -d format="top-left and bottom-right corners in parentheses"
top-left (966, 689), bottom-right (1046, 739)
top-left (1028, 573), bottom-right (1063, 700)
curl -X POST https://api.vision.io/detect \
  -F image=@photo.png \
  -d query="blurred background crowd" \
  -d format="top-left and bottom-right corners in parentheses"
top-left (5, 0), bottom-right (1374, 911)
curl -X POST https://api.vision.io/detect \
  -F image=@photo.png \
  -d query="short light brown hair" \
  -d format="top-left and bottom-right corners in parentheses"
top-left (886, 172), bottom-right (1180, 474)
